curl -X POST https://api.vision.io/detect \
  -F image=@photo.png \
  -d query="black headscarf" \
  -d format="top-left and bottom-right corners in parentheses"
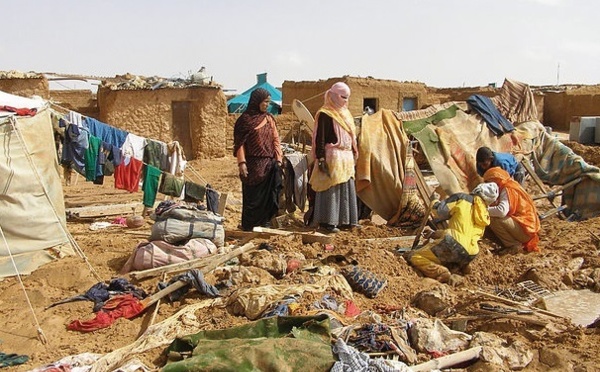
top-left (233, 88), bottom-right (272, 156)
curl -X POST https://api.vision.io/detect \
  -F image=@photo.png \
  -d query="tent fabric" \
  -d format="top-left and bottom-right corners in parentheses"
top-left (358, 78), bottom-right (600, 221)
top-left (355, 110), bottom-right (412, 220)
top-left (227, 73), bottom-right (282, 115)
top-left (491, 78), bottom-right (539, 125)
top-left (526, 125), bottom-right (600, 219)
top-left (0, 92), bottom-right (73, 277)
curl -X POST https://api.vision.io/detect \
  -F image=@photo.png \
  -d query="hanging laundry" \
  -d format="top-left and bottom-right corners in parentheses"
top-left (66, 111), bottom-right (83, 127)
top-left (114, 156), bottom-right (143, 192)
top-left (205, 184), bottom-right (220, 214)
top-left (61, 123), bottom-right (88, 175)
top-left (184, 181), bottom-right (206, 203)
top-left (84, 135), bottom-right (102, 182)
top-left (144, 139), bottom-right (169, 172)
top-left (142, 165), bottom-right (162, 208)
top-left (121, 132), bottom-right (146, 161)
top-left (83, 116), bottom-right (128, 148)
top-left (159, 173), bottom-right (185, 197)
top-left (167, 141), bottom-right (187, 177)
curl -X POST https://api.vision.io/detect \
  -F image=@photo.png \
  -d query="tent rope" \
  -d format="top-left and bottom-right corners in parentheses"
top-left (0, 224), bottom-right (48, 345)
top-left (8, 116), bottom-right (102, 282)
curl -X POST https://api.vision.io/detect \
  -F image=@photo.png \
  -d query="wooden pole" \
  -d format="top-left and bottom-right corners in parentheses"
top-left (129, 242), bottom-right (256, 280)
top-left (410, 346), bottom-right (482, 371)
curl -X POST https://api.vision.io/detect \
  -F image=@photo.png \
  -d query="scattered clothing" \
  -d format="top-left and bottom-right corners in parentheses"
top-left (67, 294), bottom-right (145, 332)
top-left (0, 352), bottom-right (29, 367)
top-left (46, 278), bottom-right (147, 312)
top-left (331, 338), bottom-right (407, 372)
top-left (158, 269), bottom-right (220, 302)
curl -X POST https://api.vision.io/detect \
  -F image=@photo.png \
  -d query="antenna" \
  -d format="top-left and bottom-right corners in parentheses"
top-left (556, 62), bottom-right (560, 86)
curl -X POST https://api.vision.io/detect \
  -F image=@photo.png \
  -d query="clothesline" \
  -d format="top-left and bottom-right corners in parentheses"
top-left (52, 104), bottom-right (222, 211)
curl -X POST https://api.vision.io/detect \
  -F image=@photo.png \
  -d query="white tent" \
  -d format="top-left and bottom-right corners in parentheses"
top-left (0, 90), bottom-right (74, 278)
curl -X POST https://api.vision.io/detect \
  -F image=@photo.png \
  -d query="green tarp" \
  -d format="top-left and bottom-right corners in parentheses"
top-left (163, 315), bottom-right (336, 372)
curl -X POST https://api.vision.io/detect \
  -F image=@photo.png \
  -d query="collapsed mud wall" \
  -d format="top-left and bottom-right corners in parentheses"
top-left (0, 77), bottom-right (49, 99)
top-left (97, 86), bottom-right (227, 160)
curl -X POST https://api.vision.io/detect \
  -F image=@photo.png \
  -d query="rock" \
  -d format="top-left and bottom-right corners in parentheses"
top-left (408, 318), bottom-right (471, 353)
top-left (539, 348), bottom-right (571, 369)
top-left (448, 273), bottom-right (465, 287)
top-left (412, 287), bottom-right (449, 316)
top-left (470, 332), bottom-right (533, 370)
top-left (126, 215), bottom-right (145, 228)
top-left (567, 257), bottom-right (585, 271)
top-left (562, 271), bottom-right (574, 286)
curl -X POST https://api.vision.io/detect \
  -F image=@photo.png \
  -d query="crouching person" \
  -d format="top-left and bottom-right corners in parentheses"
top-left (483, 167), bottom-right (541, 253)
top-left (405, 183), bottom-right (497, 283)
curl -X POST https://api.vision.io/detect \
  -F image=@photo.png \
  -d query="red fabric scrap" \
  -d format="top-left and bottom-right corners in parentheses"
top-left (344, 300), bottom-right (361, 317)
top-left (0, 105), bottom-right (37, 116)
top-left (67, 294), bottom-right (144, 332)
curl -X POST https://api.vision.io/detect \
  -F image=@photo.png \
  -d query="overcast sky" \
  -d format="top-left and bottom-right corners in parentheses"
top-left (1, 0), bottom-right (599, 92)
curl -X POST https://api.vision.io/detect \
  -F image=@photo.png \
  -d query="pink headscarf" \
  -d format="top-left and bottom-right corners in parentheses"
top-left (326, 82), bottom-right (350, 109)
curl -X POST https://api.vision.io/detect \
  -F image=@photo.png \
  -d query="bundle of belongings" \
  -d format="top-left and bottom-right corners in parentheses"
top-left (121, 201), bottom-right (224, 273)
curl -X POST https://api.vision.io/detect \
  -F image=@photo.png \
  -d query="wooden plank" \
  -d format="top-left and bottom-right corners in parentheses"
top-left (300, 232), bottom-right (332, 245)
top-left (362, 236), bottom-right (416, 244)
top-left (411, 347), bottom-right (482, 372)
top-left (66, 203), bottom-right (144, 219)
top-left (252, 226), bottom-right (294, 236)
top-left (217, 192), bottom-right (229, 216)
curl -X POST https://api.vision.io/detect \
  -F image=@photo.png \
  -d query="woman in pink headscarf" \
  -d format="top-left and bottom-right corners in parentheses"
top-left (308, 82), bottom-right (359, 233)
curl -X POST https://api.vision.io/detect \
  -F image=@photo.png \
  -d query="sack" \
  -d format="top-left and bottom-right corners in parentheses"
top-left (150, 218), bottom-right (225, 247)
top-left (154, 207), bottom-right (224, 224)
top-left (120, 238), bottom-right (216, 273)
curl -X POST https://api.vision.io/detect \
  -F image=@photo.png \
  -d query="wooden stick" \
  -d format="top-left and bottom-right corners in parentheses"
top-left (410, 346), bottom-right (482, 371)
top-left (129, 242), bottom-right (256, 280)
top-left (148, 273), bottom-right (167, 327)
top-left (521, 160), bottom-right (558, 208)
top-left (470, 290), bottom-right (567, 319)
top-left (532, 177), bottom-right (582, 200)
top-left (412, 196), bottom-right (437, 250)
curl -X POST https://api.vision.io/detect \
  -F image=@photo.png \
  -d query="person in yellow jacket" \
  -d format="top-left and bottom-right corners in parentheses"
top-left (406, 183), bottom-right (498, 283)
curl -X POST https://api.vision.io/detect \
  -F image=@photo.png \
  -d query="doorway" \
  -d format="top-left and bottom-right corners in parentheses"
top-left (172, 101), bottom-right (194, 159)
